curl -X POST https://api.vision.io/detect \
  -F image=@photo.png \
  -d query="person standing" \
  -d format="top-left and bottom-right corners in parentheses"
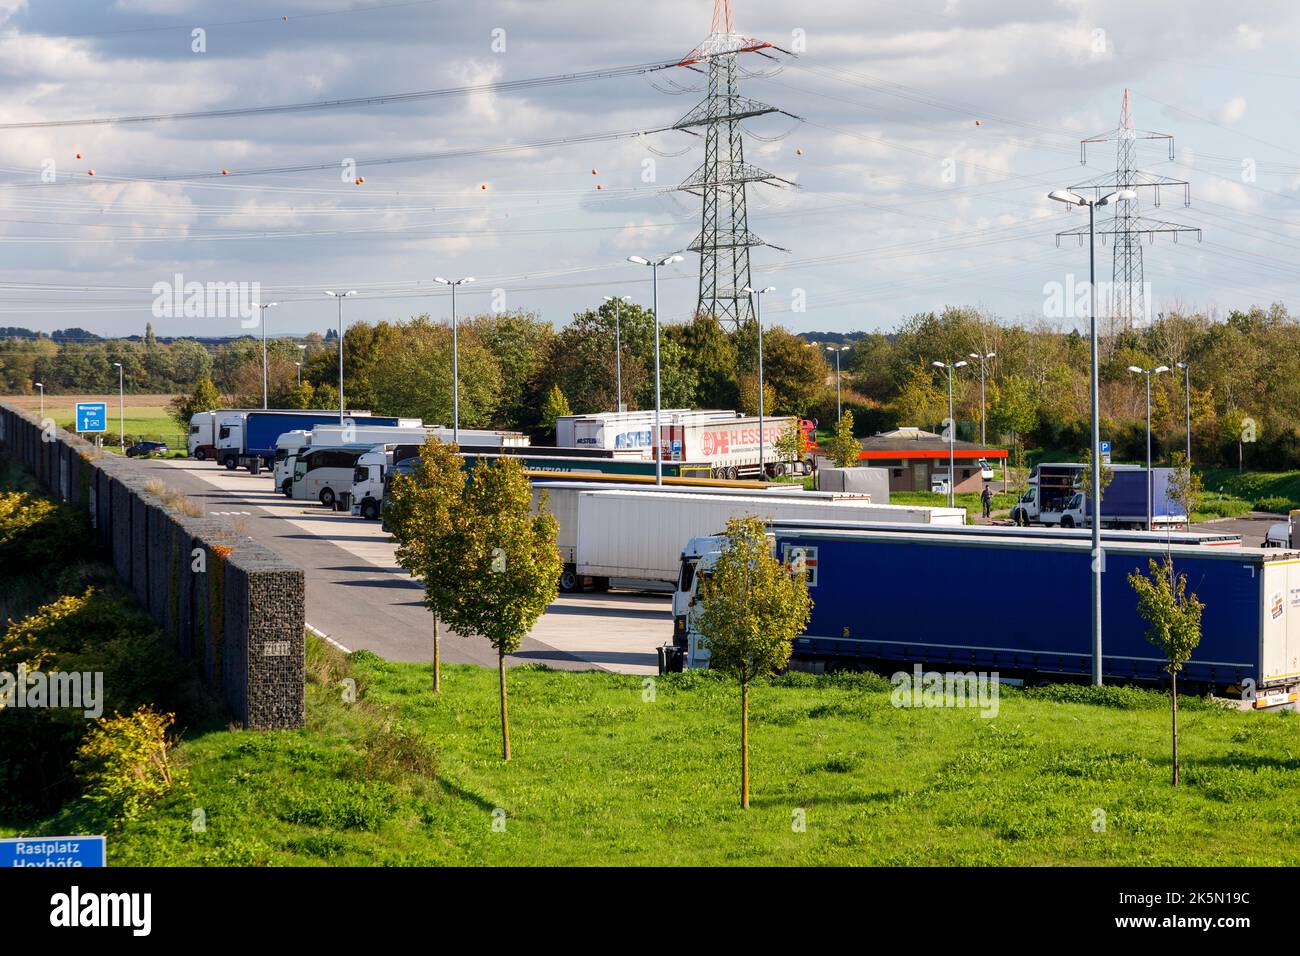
top-left (981, 484), bottom-right (993, 520)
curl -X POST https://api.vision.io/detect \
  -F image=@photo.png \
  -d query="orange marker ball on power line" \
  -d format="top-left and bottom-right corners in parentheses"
top-left (221, 168), bottom-right (229, 175)
top-left (355, 177), bottom-right (364, 185)
top-left (591, 168), bottom-right (598, 174)
top-left (975, 119), bottom-right (982, 126)
top-left (87, 169), bottom-right (95, 176)
top-left (75, 152), bottom-right (82, 159)
top-left (795, 148), bottom-right (803, 155)
top-left (596, 184), bottom-right (603, 189)
top-left (480, 183), bottom-right (488, 190)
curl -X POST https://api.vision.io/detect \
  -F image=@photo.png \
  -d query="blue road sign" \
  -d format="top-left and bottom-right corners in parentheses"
top-left (75, 402), bottom-right (108, 433)
top-left (0, 835), bottom-right (105, 868)
top-left (1100, 440), bottom-right (1112, 454)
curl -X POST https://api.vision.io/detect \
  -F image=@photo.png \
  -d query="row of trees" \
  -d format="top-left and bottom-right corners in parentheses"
top-left (14, 298), bottom-right (1300, 470)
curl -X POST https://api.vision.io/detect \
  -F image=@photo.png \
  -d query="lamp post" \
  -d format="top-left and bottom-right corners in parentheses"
top-left (112, 362), bottom-right (124, 449)
top-left (603, 294), bottom-right (632, 412)
top-left (1048, 186), bottom-right (1137, 686)
top-left (628, 254), bottom-right (683, 485)
top-left (434, 276), bottom-right (474, 443)
top-left (325, 290), bottom-right (357, 423)
top-left (968, 351), bottom-right (995, 446)
top-left (295, 362), bottom-right (302, 387)
top-left (742, 285), bottom-right (776, 478)
top-left (1128, 364), bottom-right (1169, 530)
top-left (825, 345), bottom-right (849, 422)
top-left (257, 301), bottom-right (278, 410)
top-left (34, 382), bottom-right (43, 418)
top-left (931, 359), bottom-right (967, 508)
top-left (1175, 361), bottom-right (1191, 463)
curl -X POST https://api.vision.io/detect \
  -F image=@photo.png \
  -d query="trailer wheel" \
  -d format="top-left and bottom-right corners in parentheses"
top-left (558, 565), bottom-right (579, 593)
top-left (194, 448), bottom-right (206, 461)
top-left (319, 488), bottom-right (335, 508)
top-left (360, 499), bottom-right (380, 521)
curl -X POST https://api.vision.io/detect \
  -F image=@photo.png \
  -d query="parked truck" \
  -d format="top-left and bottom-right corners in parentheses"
top-left (1010, 462), bottom-right (1186, 530)
top-left (214, 411), bottom-right (403, 472)
top-left (538, 485), bottom-right (964, 595)
top-left (677, 525), bottom-right (1300, 707)
top-left (556, 409), bottom-right (736, 452)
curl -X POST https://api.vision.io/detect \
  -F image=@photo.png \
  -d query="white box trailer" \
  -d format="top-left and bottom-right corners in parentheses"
top-left (541, 487), bottom-right (963, 593)
top-left (663, 414), bottom-right (809, 479)
top-left (556, 409), bottom-right (736, 454)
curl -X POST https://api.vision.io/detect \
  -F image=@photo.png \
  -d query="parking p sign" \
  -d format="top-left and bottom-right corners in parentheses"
top-left (76, 402), bottom-right (107, 433)
top-left (1099, 440), bottom-right (1112, 466)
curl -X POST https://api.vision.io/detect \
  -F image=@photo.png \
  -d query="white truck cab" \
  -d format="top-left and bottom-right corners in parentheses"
top-left (350, 447), bottom-right (395, 520)
top-left (273, 431), bottom-right (312, 495)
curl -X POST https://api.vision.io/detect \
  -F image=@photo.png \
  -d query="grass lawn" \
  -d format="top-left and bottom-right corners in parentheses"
top-left (1199, 468), bottom-right (1300, 514)
top-left (17, 637), bottom-right (1298, 866)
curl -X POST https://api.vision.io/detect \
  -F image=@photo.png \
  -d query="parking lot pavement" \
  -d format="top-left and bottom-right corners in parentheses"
top-left (1193, 513), bottom-right (1284, 548)
top-left (135, 458), bottom-right (665, 675)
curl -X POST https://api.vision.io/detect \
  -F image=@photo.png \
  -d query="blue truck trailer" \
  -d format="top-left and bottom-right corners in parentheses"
top-left (1060, 466), bottom-right (1186, 529)
top-left (216, 411), bottom-right (400, 471)
top-left (682, 526), bottom-right (1300, 705)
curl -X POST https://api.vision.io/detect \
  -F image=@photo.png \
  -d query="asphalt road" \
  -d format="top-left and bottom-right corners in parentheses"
top-left (130, 456), bottom-right (666, 674)
top-left (1193, 513), bottom-right (1282, 548)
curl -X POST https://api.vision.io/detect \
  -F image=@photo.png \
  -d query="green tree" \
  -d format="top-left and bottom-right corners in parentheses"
top-left (384, 437), bottom-right (467, 694)
top-left (890, 362), bottom-right (945, 429)
top-left (441, 456), bottom-right (562, 760)
top-left (168, 375), bottom-right (222, 432)
top-left (988, 373), bottom-right (1037, 469)
top-left (1168, 451), bottom-right (1203, 520)
top-left (822, 409), bottom-right (861, 468)
top-left (695, 515), bottom-right (813, 808)
top-left (540, 384), bottom-right (571, 435)
top-left (667, 312), bottom-right (739, 410)
top-left (773, 417), bottom-right (809, 469)
top-left (1128, 556), bottom-right (1205, 786)
top-left (1077, 447), bottom-right (1114, 508)
top-left (737, 373), bottom-right (776, 418)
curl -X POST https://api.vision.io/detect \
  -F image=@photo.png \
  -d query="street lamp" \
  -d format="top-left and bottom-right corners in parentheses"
top-left (603, 294), bottom-right (632, 412)
top-left (1128, 364), bottom-right (1170, 530)
top-left (1174, 361), bottom-right (1191, 463)
top-left (325, 290), bottom-right (357, 423)
top-left (257, 301), bottom-right (278, 410)
top-left (34, 382), bottom-right (43, 418)
top-left (434, 276), bottom-right (474, 443)
top-left (295, 361), bottom-right (302, 387)
top-left (1048, 186), bottom-right (1136, 686)
top-left (112, 362), bottom-right (124, 449)
top-left (628, 253), bottom-right (683, 485)
top-left (824, 345), bottom-right (850, 422)
top-left (968, 351), bottom-right (996, 446)
top-left (931, 360), bottom-right (968, 508)
top-left (742, 285), bottom-right (776, 478)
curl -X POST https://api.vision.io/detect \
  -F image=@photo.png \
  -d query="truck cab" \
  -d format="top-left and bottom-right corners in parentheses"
top-left (215, 416), bottom-right (246, 470)
top-left (350, 447), bottom-right (395, 520)
top-left (273, 431), bottom-right (311, 495)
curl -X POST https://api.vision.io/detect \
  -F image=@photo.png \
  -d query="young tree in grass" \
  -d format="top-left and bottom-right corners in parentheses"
top-left (441, 455), bottom-right (561, 760)
top-left (1077, 445), bottom-right (1113, 509)
top-left (383, 437), bottom-right (466, 694)
top-left (822, 409), bottom-right (861, 469)
top-left (695, 515), bottom-right (812, 808)
top-left (1128, 556), bottom-right (1204, 786)
top-left (1168, 451), bottom-right (1203, 522)
top-left (773, 417), bottom-right (809, 472)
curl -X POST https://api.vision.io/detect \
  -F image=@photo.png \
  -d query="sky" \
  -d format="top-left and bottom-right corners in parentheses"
top-left (0, 0), bottom-right (1297, 339)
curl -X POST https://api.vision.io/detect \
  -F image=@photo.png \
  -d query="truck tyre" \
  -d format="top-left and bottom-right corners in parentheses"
top-left (281, 480), bottom-right (292, 496)
top-left (558, 565), bottom-right (579, 593)
top-left (361, 499), bottom-right (379, 521)
top-left (319, 488), bottom-right (335, 508)
top-left (194, 448), bottom-right (206, 461)
top-left (1061, 516), bottom-right (1074, 528)
top-left (223, 455), bottom-right (237, 470)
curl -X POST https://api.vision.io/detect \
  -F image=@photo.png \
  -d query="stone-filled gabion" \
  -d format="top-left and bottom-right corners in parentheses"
top-left (0, 402), bottom-right (305, 730)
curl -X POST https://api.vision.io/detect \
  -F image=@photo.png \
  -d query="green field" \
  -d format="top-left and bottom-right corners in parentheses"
top-left (14, 637), bottom-right (1297, 867)
top-left (40, 404), bottom-right (186, 452)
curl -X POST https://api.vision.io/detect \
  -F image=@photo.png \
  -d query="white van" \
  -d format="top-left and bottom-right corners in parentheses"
top-left (291, 444), bottom-right (376, 507)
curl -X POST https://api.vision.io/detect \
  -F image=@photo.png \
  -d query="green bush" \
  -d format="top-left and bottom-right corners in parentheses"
top-left (1253, 496), bottom-right (1295, 514)
top-left (75, 705), bottom-right (186, 825)
top-left (0, 490), bottom-right (90, 580)
top-left (1195, 496), bottom-right (1252, 519)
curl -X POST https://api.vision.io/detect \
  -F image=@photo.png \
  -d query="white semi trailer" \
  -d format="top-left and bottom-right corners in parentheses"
top-left (533, 484), bottom-right (964, 594)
